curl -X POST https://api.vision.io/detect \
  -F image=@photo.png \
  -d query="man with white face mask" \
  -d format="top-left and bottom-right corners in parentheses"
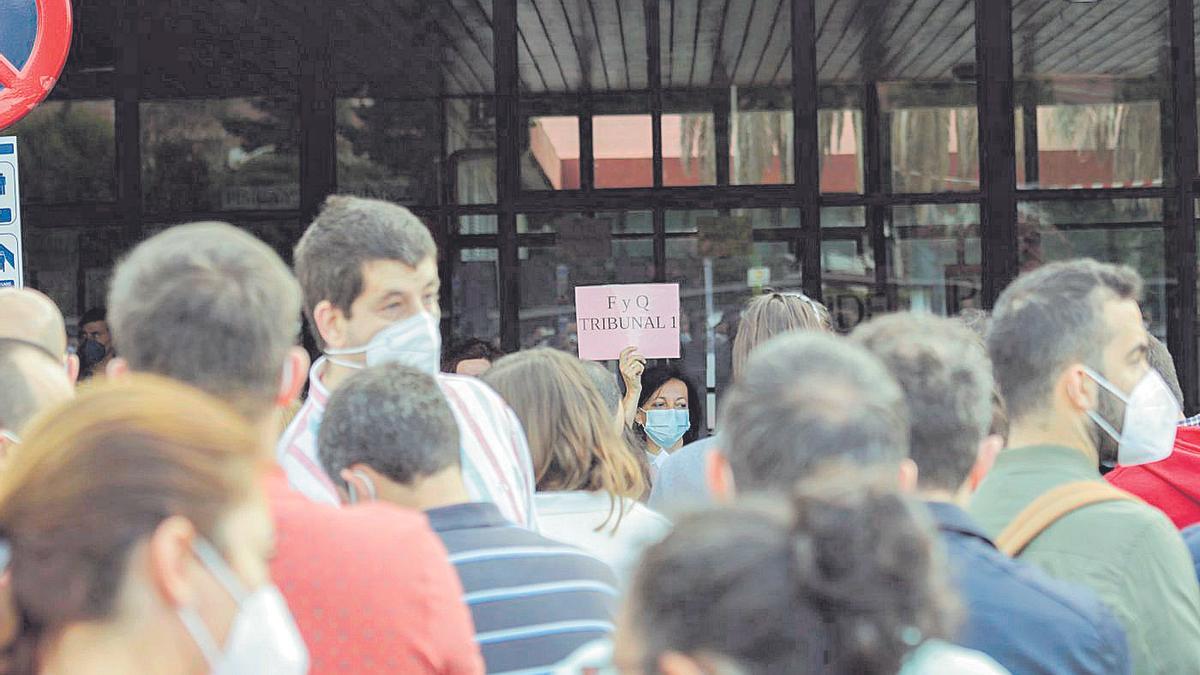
top-left (108, 222), bottom-right (484, 674)
top-left (969, 259), bottom-right (1200, 674)
top-left (283, 196), bottom-right (538, 529)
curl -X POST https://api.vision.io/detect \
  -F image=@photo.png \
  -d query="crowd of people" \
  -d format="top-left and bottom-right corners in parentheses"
top-left (3, 194), bottom-right (1200, 674)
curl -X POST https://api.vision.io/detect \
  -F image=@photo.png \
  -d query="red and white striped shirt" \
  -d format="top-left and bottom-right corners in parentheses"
top-left (277, 358), bottom-right (539, 529)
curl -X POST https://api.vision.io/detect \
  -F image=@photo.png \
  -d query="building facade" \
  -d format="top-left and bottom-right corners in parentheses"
top-left (4, 0), bottom-right (1199, 422)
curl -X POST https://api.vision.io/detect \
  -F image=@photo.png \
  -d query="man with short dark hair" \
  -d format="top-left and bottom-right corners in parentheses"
top-left (707, 331), bottom-right (915, 499)
top-left (1106, 336), bottom-right (1200, 528)
top-left (108, 221), bottom-right (483, 674)
top-left (282, 195), bottom-right (538, 528)
top-left (970, 259), bottom-right (1200, 674)
top-left (319, 363), bottom-right (619, 674)
top-left (442, 337), bottom-right (504, 376)
top-left (77, 305), bottom-right (114, 379)
top-left (854, 312), bottom-right (1130, 675)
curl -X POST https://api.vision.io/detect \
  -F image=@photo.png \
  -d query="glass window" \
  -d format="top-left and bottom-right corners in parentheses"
top-left (336, 99), bottom-right (441, 206)
top-left (594, 115), bottom-right (653, 189)
top-left (1015, 0), bottom-right (1168, 188)
top-left (518, 234), bottom-right (655, 351)
top-left (889, 204), bottom-right (982, 314)
top-left (818, 0), bottom-right (979, 194)
top-left (141, 98), bottom-right (300, 213)
top-left (458, 214), bottom-right (499, 236)
top-left (1019, 199), bottom-right (1168, 339)
top-left (3, 100), bottom-right (116, 203)
top-left (733, 89), bottom-right (794, 185)
top-left (522, 114), bottom-right (580, 190)
top-left (22, 224), bottom-right (82, 318)
top-left (666, 233), bottom-right (806, 430)
top-left (333, 1), bottom-right (492, 97)
top-left (821, 207), bottom-right (874, 332)
top-left (663, 90), bottom-right (717, 186)
top-left (518, 211), bottom-right (652, 235)
top-left (666, 208), bottom-right (799, 234)
top-left (453, 248), bottom-right (501, 343)
top-left (885, 86), bottom-right (979, 193)
top-left (140, 0), bottom-right (301, 98)
top-left (447, 98), bottom-right (497, 205)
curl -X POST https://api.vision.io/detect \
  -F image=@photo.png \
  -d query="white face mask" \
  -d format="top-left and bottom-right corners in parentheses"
top-left (1083, 367), bottom-right (1180, 467)
top-left (177, 538), bottom-right (309, 675)
top-left (0, 430), bottom-right (19, 445)
top-left (325, 311), bottom-right (441, 375)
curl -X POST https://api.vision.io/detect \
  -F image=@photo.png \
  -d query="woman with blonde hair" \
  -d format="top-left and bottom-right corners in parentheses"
top-left (0, 376), bottom-right (307, 675)
top-left (648, 290), bottom-right (833, 512)
top-left (483, 348), bottom-right (670, 583)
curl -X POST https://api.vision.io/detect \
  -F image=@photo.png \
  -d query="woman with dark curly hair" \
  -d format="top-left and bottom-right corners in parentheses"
top-left (614, 477), bottom-right (1008, 675)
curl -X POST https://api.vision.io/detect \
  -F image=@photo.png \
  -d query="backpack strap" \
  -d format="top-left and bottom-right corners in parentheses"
top-left (995, 481), bottom-right (1142, 557)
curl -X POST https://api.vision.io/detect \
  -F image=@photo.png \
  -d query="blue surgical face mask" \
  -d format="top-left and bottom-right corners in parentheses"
top-left (641, 408), bottom-right (691, 450)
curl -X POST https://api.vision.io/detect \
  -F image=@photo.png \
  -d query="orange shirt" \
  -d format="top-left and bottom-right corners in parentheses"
top-left (264, 470), bottom-right (483, 674)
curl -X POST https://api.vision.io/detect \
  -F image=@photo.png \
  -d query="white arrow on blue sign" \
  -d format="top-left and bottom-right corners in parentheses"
top-left (0, 138), bottom-right (22, 289)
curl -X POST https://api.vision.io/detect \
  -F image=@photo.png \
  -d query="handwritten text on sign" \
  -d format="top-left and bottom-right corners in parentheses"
top-left (575, 283), bottom-right (681, 361)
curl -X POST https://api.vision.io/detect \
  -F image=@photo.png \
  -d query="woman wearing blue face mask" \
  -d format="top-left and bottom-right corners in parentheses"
top-left (0, 378), bottom-right (307, 675)
top-left (631, 364), bottom-right (702, 476)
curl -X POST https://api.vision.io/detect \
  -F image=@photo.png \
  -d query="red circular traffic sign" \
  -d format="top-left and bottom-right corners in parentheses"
top-left (0, 0), bottom-right (73, 130)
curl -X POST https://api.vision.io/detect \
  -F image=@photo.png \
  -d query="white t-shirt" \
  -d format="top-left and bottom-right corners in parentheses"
top-left (535, 491), bottom-right (672, 584)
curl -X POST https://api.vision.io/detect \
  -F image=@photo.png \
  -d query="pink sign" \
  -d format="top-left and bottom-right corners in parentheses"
top-left (575, 283), bottom-right (681, 361)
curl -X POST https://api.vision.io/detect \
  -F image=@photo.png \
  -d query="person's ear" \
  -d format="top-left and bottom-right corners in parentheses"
top-left (313, 300), bottom-right (348, 350)
top-left (635, 407), bottom-right (647, 427)
top-left (965, 434), bottom-right (1005, 493)
top-left (897, 458), bottom-right (919, 493)
top-left (65, 354), bottom-right (80, 384)
top-left (146, 515), bottom-right (200, 608)
top-left (705, 449), bottom-right (736, 502)
top-left (658, 651), bottom-right (707, 675)
top-left (275, 347), bottom-right (310, 407)
top-left (105, 357), bottom-right (130, 380)
top-left (1061, 364), bottom-right (1096, 414)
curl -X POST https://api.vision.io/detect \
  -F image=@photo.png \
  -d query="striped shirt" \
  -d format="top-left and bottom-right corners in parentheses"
top-left (277, 358), bottom-right (539, 529)
top-left (427, 502), bottom-right (620, 675)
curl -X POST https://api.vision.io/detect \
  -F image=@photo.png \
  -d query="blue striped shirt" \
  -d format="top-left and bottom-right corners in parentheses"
top-left (427, 502), bottom-right (620, 674)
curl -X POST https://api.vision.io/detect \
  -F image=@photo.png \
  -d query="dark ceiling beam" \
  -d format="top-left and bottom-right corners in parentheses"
top-left (889, 0), bottom-right (972, 79)
top-left (1054, 11), bottom-right (1166, 76)
top-left (1031, 2), bottom-right (1130, 76)
top-left (585, 0), bottom-right (613, 89)
top-left (614, 0), bottom-right (632, 89)
top-left (818, 0), bottom-right (865, 76)
top-left (878, 0), bottom-right (947, 77)
top-left (915, 18), bottom-right (976, 80)
top-left (528, 0), bottom-right (571, 90)
top-left (554, 0), bottom-right (588, 91)
top-left (665, 0), bottom-right (676, 88)
top-left (729, 0), bottom-right (761, 83)
top-left (750, 0), bottom-right (788, 84)
top-left (687, 0), bottom-right (706, 86)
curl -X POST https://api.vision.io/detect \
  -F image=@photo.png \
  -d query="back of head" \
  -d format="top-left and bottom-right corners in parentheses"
top-left (442, 338), bottom-right (504, 374)
top-left (719, 332), bottom-right (910, 494)
top-left (0, 289), bottom-right (67, 357)
top-left (628, 476), bottom-right (954, 675)
top-left (1147, 336), bottom-right (1184, 410)
top-left (483, 348), bottom-right (644, 498)
top-left (295, 196), bottom-right (437, 350)
top-left (581, 361), bottom-right (622, 415)
top-left (732, 291), bottom-right (832, 378)
top-left (852, 313), bottom-right (994, 492)
top-left (0, 376), bottom-right (263, 672)
top-left (0, 339), bottom-right (70, 436)
top-left (319, 364), bottom-right (460, 490)
top-left (988, 259), bottom-right (1142, 421)
top-left (107, 222), bottom-right (302, 421)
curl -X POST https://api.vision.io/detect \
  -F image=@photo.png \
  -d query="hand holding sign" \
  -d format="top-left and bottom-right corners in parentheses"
top-left (618, 346), bottom-right (646, 429)
top-left (575, 283), bottom-right (681, 361)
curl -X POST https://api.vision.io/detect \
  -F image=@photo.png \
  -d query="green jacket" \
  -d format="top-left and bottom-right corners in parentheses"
top-left (969, 445), bottom-right (1200, 675)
